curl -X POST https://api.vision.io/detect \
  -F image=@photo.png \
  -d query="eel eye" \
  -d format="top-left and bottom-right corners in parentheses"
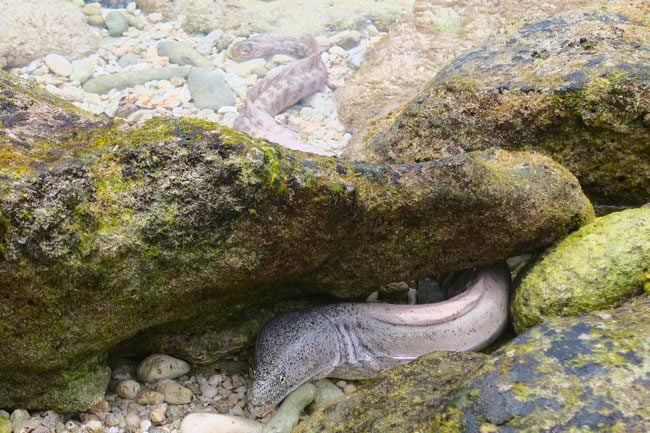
top-left (279, 375), bottom-right (286, 383)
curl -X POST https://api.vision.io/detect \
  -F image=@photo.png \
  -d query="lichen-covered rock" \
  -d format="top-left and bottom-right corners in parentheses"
top-left (0, 0), bottom-right (102, 68)
top-left (366, 6), bottom-right (650, 205)
top-left (511, 208), bottom-right (650, 333)
top-left (298, 295), bottom-right (650, 433)
top-left (0, 69), bottom-right (593, 411)
top-left (294, 352), bottom-right (488, 433)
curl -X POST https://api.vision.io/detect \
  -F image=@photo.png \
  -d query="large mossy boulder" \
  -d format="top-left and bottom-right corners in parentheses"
top-left (511, 207), bottom-right (650, 333)
top-left (298, 294), bottom-right (650, 433)
top-left (0, 70), bottom-right (593, 410)
top-left (366, 7), bottom-right (650, 206)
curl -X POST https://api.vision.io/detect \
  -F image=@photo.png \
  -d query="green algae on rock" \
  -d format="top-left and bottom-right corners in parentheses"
top-left (511, 208), bottom-right (650, 333)
top-left (0, 68), bottom-right (593, 411)
top-left (294, 352), bottom-right (488, 433)
top-left (298, 295), bottom-right (650, 433)
top-left (365, 7), bottom-right (650, 206)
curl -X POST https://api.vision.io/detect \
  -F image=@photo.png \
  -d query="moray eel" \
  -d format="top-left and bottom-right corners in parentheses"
top-left (247, 263), bottom-right (511, 416)
top-left (229, 33), bottom-right (330, 155)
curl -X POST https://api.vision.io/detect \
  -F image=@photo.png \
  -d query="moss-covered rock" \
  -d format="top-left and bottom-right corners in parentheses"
top-left (294, 352), bottom-right (488, 433)
top-left (511, 208), bottom-right (650, 333)
top-left (0, 70), bottom-right (593, 411)
top-left (366, 7), bottom-right (650, 206)
top-left (299, 294), bottom-right (650, 433)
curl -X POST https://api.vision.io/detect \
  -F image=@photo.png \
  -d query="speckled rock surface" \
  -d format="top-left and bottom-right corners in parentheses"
top-left (294, 352), bottom-right (488, 433)
top-left (0, 70), bottom-right (593, 411)
top-left (298, 295), bottom-right (650, 433)
top-left (0, 0), bottom-right (102, 68)
top-left (365, 6), bottom-right (650, 206)
top-left (512, 208), bottom-right (650, 333)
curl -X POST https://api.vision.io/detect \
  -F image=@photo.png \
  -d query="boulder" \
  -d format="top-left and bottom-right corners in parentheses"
top-left (297, 295), bottom-right (650, 432)
top-left (0, 69), bottom-right (592, 410)
top-left (512, 208), bottom-right (650, 333)
top-left (0, 0), bottom-right (102, 68)
top-left (365, 7), bottom-right (650, 206)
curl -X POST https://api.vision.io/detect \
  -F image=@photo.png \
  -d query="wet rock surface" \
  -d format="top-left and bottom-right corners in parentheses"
top-left (512, 208), bottom-right (650, 333)
top-left (298, 295), bottom-right (650, 432)
top-left (0, 70), bottom-right (593, 410)
top-left (365, 6), bottom-right (650, 206)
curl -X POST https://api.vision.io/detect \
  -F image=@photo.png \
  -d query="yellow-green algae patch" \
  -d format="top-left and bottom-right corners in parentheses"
top-left (512, 208), bottom-right (650, 333)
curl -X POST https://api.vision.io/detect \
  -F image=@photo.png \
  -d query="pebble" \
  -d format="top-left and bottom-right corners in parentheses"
top-left (114, 379), bottom-right (141, 399)
top-left (179, 414), bottom-right (263, 433)
top-left (149, 404), bottom-right (168, 424)
top-left (200, 383), bottom-right (219, 399)
top-left (84, 420), bottom-right (104, 433)
top-left (343, 384), bottom-right (357, 394)
top-left (83, 66), bottom-right (191, 94)
top-left (154, 380), bottom-right (194, 405)
top-left (117, 53), bottom-right (140, 68)
top-left (10, 410), bottom-right (30, 433)
top-left (87, 15), bottom-right (106, 28)
top-left (135, 389), bottom-right (166, 405)
top-left (263, 383), bottom-right (316, 433)
top-left (44, 54), bottom-right (73, 77)
top-left (197, 29), bottom-right (224, 55)
top-left (105, 11), bottom-right (129, 37)
top-left (309, 379), bottom-right (345, 413)
top-left (157, 40), bottom-right (214, 69)
top-left (225, 58), bottom-right (267, 78)
top-left (125, 412), bottom-right (140, 429)
top-left (82, 3), bottom-right (103, 16)
top-left (0, 416), bottom-right (9, 433)
top-left (187, 67), bottom-right (235, 110)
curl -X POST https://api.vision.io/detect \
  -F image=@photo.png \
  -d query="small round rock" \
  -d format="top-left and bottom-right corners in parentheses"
top-left (179, 413), bottom-right (262, 433)
top-left (114, 379), bottom-right (140, 399)
top-left (45, 54), bottom-right (73, 77)
top-left (136, 354), bottom-right (191, 383)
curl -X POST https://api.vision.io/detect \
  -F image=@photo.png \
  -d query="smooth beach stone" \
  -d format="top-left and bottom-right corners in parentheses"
top-left (83, 66), bottom-right (191, 93)
top-left (136, 354), bottom-right (191, 383)
top-left (44, 54), bottom-right (73, 77)
top-left (197, 29), bottom-right (224, 55)
top-left (187, 67), bottom-right (235, 110)
top-left (105, 11), bottom-right (129, 37)
top-left (117, 53), bottom-right (140, 68)
top-left (86, 14), bottom-right (106, 27)
top-left (154, 380), bottom-right (193, 405)
top-left (127, 14), bottom-right (144, 30)
top-left (70, 59), bottom-right (94, 84)
top-left (157, 40), bottom-right (214, 69)
top-left (0, 416), bottom-right (9, 433)
top-left (113, 379), bottom-right (140, 399)
top-left (308, 379), bottom-right (344, 413)
top-left (135, 390), bottom-right (165, 405)
top-left (9, 410), bottom-right (29, 433)
top-left (263, 383), bottom-right (316, 433)
top-left (179, 413), bottom-right (263, 433)
top-left (512, 208), bottom-right (650, 333)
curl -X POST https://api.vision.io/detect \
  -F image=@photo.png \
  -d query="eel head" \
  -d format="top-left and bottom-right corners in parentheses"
top-left (246, 308), bottom-right (337, 416)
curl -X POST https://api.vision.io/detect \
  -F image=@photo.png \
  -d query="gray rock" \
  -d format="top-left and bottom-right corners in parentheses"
top-left (187, 67), bottom-right (235, 110)
top-left (136, 354), bottom-right (191, 383)
top-left (44, 54), bottom-right (73, 77)
top-left (118, 53), bottom-right (141, 68)
top-left (154, 380), bottom-right (193, 405)
top-left (83, 66), bottom-right (191, 93)
top-left (127, 14), bottom-right (145, 30)
top-left (157, 40), bottom-right (214, 69)
top-left (308, 379), bottom-right (344, 413)
top-left (197, 29), bottom-right (224, 55)
top-left (105, 11), bottom-right (129, 37)
top-left (264, 383), bottom-right (316, 433)
top-left (113, 379), bottom-right (141, 399)
top-left (70, 60), bottom-right (94, 84)
top-left (86, 15), bottom-right (106, 28)
top-left (10, 410), bottom-right (29, 433)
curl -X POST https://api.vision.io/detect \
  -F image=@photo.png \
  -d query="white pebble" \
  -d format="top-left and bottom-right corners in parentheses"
top-left (140, 419), bottom-right (152, 431)
top-left (343, 384), bottom-right (357, 394)
top-left (136, 354), bottom-right (191, 383)
top-left (44, 54), bottom-right (73, 77)
top-left (179, 413), bottom-right (262, 433)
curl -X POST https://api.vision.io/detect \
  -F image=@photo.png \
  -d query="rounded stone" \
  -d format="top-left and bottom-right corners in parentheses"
top-left (154, 380), bottom-right (193, 405)
top-left (179, 413), bottom-right (262, 433)
top-left (87, 14), bottom-right (106, 27)
top-left (105, 11), bottom-right (129, 37)
top-left (135, 390), bottom-right (165, 406)
top-left (114, 379), bottom-right (140, 399)
top-left (82, 3), bottom-right (103, 16)
top-left (44, 54), bottom-right (73, 77)
top-left (136, 354), bottom-right (191, 383)
top-left (187, 67), bottom-right (235, 110)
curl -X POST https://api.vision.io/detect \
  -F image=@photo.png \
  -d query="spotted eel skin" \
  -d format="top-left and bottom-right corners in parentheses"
top-left (247, 263), bottom-right (511, 416)
top-left (229, 33), bottom-right (329, 154)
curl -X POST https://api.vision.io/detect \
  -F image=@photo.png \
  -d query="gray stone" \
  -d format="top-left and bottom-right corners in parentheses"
top-left (308, 379), bottom-right (344, 413)
top-left (44, 54), bottom-right (73, 77)
top-left (154, 381), bottom-right (193, 405)
top-left (70, 59), bottom-right (94, 84)
top-left (105, 11), bottom-right (129, 37)
top-left (263, 383), bottom-right (316, 433)
top-left (118, 53), bottom-right (141, 68)
top-left (136, 354), bottom-right (191, 383)
top-left (187, 67), bottom-right (235, 110)
top-left (10, 410), bottom-right (29, 433)
top-left (157, 40), bottom-right (214, 69)
top-left (83, 66), bottom-right (191, 93)
top-left (127, 14), bottom-right (145, 30)
top-left (113, 379), bottom-right (141, 399)
top-left (197, 29), bottom-right (224, 55)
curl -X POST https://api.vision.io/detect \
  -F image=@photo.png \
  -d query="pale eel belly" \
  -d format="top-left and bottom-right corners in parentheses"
top-left (247, 263), bottom-right (512, 416)
top-left (229, 33), bottom-right (330, 155)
